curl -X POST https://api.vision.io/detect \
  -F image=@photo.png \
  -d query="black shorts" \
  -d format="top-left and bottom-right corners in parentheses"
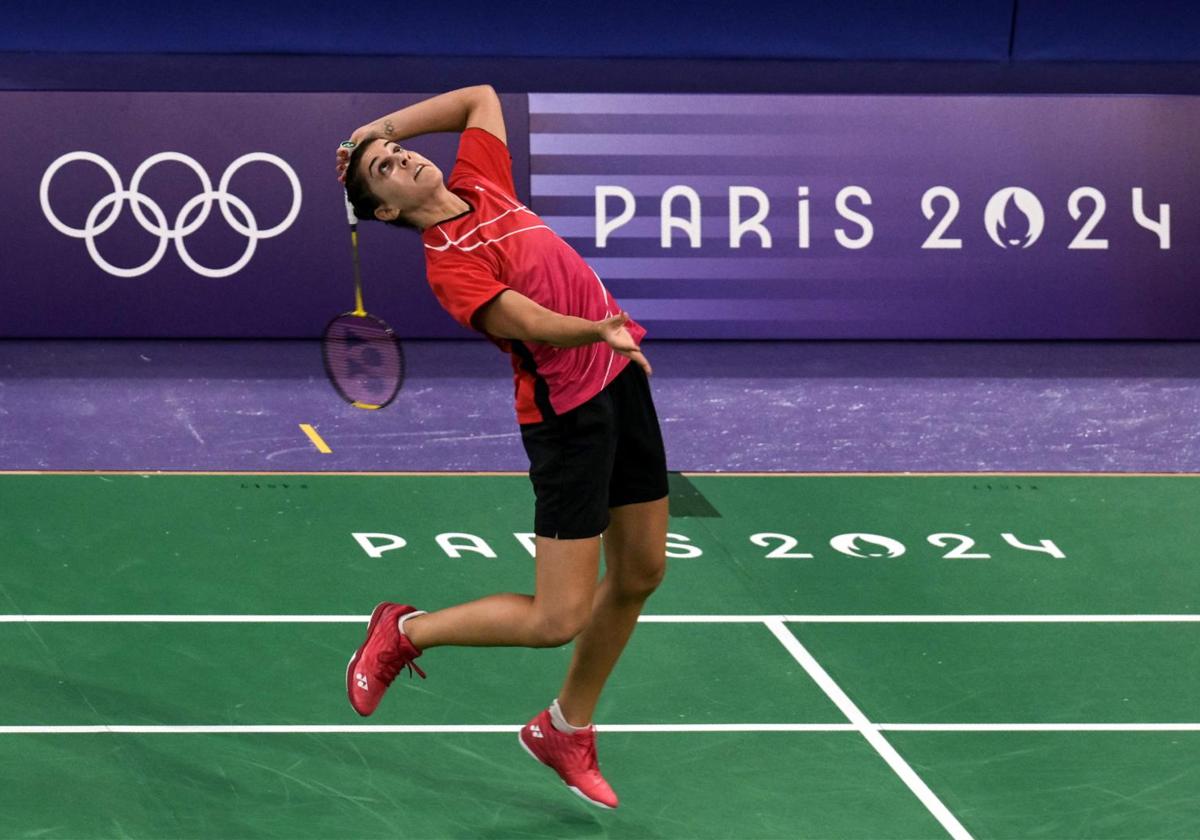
top-left (519, 362), bottom-right (669, 540)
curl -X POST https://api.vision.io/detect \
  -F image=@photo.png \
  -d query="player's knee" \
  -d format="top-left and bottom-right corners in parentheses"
top-left (613, 557), bottom-right (666, 603)
top-left (532, 607), bottom-right (589, 648)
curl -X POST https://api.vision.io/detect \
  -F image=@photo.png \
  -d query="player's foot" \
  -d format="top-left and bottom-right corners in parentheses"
top-left (346, 602), bottom-right (425, 716)
top-left (518, 708), bottom-right (619, 809)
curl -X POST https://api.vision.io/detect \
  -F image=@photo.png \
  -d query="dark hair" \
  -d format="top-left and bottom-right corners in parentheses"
top-left (344, 135), bottom-right (417, 230)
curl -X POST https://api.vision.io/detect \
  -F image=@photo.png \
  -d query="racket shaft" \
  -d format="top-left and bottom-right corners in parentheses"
top-left (350, 229), bottom-right (365, 316)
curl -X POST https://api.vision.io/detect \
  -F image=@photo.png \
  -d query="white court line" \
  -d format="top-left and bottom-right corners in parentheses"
top-left (880, 723), bottom-right (1200, 732)
top-left (0, 615), bottom-right (371, 623)
top-left (765, 618), bottom-right (974, 840)
top-left (0, 724), bottom-right (857, 735)
top-left (783, 615), bottom-right (1200, 623)
top-left (655, 615), bottom-right (1200, 623)
top-left (2, 723), bottom-right (1198, 736)
top-left (3, 614), bottom-right (1200, 623)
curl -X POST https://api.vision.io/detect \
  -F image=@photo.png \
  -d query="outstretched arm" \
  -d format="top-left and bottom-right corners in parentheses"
top-left (352, 85), bottom-right (506, 146)
top-left (475, 290), bottom-right (651, 376)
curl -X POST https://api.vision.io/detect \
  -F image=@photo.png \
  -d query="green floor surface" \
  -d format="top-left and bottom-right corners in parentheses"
top-left (2, 473), bottom-right (1199, 838)
top-left (1, 474), bottom-right (1197, 616)
top-left (791, 622), bottom-right (1200, 723)
top-left (0, 732), bottom-right (948, 840)
top-left (0, 622), bottom-right (842, 726)
top-left (890, 732), bottom-right (1200, 839)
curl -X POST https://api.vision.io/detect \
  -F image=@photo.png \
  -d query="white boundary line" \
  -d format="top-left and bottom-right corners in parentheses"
top-left (879, 723), bottom-right (1200, 732)
top-left (4, 614), bottom-right (1200, 623)
top-left (0, 724), bottom-right (857, 735)
top-left (765, 618), bottom-right (973, 840)
top-left (0, 615), bottom-right (372, 623)
top-left (2, 723), bottom-right (1198, 735)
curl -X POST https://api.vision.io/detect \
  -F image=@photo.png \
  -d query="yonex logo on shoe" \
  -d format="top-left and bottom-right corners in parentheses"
top-left (530, 724), bottom-right (544, 739)
top-left (355, 672), bottom-right (369, 690)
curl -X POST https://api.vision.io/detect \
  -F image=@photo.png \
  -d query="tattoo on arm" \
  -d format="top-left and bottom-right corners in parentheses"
top-left (384, 120), bottom-right (395, 136)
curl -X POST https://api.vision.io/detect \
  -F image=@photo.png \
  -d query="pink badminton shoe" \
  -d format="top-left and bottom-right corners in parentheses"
top-left (346, 602), bottom-right (425, 716)
top-left (519, 708), bottom-right (619, 809)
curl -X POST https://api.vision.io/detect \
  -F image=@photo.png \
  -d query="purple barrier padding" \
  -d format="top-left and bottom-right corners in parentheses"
top-left (1, 92), bottom-right (529, 338)
top-left (530, 93), bottom-right (1200, 339)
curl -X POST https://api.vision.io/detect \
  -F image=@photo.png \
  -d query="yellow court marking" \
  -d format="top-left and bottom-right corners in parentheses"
top-left (298, 424), bottom-right (332, 454)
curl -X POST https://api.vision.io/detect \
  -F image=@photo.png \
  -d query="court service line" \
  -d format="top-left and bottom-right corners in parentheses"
top-left (0, 724), bottom-right (856, 735)
top-left (765, 618), bottom-right (974, 840)
top-left (4, 722), bottom-right (1199, 736)
top-left (880, 723), bottom-right (1200, 732)
top-left (783, 615), bottom-right (1200, 623)
top-left (3, 614), bottom-right (1199, 624)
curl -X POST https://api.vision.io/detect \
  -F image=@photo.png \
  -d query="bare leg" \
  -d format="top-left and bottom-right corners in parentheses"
top-left (556, 496), bottom-right (669, 726)
top-left (401, 535), bottom-right (601, 650)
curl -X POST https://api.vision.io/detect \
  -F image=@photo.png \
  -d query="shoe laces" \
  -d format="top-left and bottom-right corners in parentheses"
top-left (378, 641), bottom-right (426, 685)
top-left (572, 726), bottom-right (599, 770)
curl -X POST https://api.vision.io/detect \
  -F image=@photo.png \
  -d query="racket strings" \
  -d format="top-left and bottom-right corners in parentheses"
top-left (322, 313), bottom-right (404, 409)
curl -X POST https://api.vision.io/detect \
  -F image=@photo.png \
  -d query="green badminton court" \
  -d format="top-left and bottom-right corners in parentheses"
top-left (2, 472), bottom-right (1198, 839)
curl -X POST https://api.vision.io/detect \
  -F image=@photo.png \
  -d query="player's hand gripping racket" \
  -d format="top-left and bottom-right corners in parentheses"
top-left (321, 181), bottom-right (405, 409)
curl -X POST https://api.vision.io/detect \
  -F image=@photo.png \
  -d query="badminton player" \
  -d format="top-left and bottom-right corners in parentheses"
top-left (336, 85), bottom-right (668, 810)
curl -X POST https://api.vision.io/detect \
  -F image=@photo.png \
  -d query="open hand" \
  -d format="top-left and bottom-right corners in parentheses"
top-left (597, 312), bottom-right (652, 376)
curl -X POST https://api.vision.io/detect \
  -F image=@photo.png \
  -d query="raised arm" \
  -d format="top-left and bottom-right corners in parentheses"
top-left (352, 85), bottom-right (506, 146)
top-left (476, 291), bottom-right (652, 376)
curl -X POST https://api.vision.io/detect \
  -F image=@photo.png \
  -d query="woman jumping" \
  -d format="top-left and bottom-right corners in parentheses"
top-left (337, 85), bottom-right (669, 810)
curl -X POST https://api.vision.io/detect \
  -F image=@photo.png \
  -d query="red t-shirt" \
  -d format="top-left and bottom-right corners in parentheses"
top-left (422, 127), bottom-right (646, 424)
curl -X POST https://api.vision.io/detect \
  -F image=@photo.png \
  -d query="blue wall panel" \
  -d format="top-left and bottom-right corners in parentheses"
top-left (4, 1), bottom-right (1012, 60)
top-left (1015, 0), bottom-right (1200, 61)
top-left (10, 1), bottom-right (1200, 64)
top-left (8, 1), bottom-right (1200, 63)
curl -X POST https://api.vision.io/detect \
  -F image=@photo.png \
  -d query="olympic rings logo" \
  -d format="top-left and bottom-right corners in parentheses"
top-left (39, 151), bottom-right (302, 278)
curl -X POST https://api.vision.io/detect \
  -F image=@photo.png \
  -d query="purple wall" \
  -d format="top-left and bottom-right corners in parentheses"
top-left (2, 92), bottom-right (529, 339)
top-left (3, 91), bottom-right (1197, 338)
top-left (530, 93), bottom-right (1199, 338)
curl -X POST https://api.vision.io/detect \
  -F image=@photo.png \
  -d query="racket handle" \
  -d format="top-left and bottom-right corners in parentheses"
top-left (343, 190), bottom-right (358, 228)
